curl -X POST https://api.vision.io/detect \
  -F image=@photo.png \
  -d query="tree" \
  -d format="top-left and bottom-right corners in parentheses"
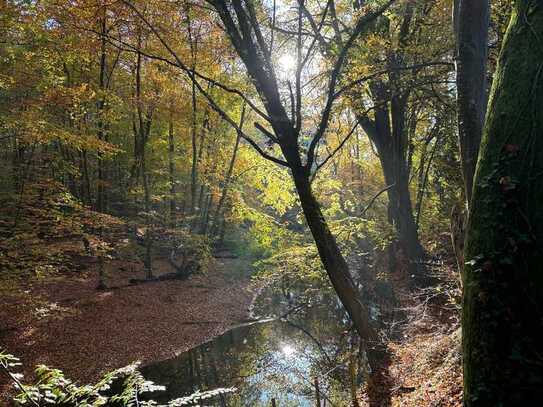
top-left (355, 2), bottom-right (426, 278)
top-left (463, 1), bottom-right (543, 404)
top-left (300, 0), bottom-right (455, 278)
top-left (211, 104), bottom-right (246, 237)
top-left (198, 0), bottom-right (392, 367)
top-left (454, 0), bottom-right (489, 206)
top-left (111, 0), bottom-right (395, 367)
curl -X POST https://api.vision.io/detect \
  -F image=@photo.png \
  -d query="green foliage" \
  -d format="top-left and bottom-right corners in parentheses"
top-left (170, 229), bottom-right (212, 275)
top-left (255, 244), bottom-right (328, 289)
top-left (330, 216), bottom-right (395, 254)
top-left (0, 351), bottom-right (236, 406)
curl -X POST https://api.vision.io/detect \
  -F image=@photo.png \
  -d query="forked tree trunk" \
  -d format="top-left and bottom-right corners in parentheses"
top-left (463, 2), bottom-right (543, 404)
top-left (361, 114), bottom-right (425, 277)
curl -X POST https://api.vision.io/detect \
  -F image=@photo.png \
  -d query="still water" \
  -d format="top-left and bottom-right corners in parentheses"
top-left (141, 292), bottom-right (363, 406)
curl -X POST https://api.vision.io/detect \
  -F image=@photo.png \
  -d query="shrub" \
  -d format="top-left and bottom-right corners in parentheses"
top-left (0, 351), bottom-right (235, 406)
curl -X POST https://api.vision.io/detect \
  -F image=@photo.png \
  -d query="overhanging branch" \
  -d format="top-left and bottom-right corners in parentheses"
top-left (305, 0), bottom-right (396, 171)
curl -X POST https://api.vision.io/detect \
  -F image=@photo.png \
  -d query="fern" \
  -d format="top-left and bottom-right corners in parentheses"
top-left (0, 351), bottom-right (236, 406)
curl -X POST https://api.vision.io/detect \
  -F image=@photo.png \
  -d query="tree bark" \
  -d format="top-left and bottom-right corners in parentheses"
top-left (190, 80), bottom-right (198, 215)
top-left (463, 2), bottom-right (543, 404)
top-left (454, 0), bottom-right (489, 206)
top-left (187, 8), bottom-right (199, 216)
top-left (415, 136), bottom-right (438, 228)
top-left (80, 150), bottom-right (91, 206)
top-left (292, 169), bottom-right (379, 369)
top-left (96, 6), bottom-right (108, 213)
top-left (133, 39), bottom-right (154, 279)
top-left (360, 106), bottom-right (425, 277)
top-left (168, 113), bottom-right (176, 227)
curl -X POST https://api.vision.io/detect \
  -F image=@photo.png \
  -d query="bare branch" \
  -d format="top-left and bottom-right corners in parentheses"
top-left (295, 0), bottom-right (304, 133)
top-left (305, 0), bottom-right (395, 171)
top-left (360, 183), bottom-right (396, 217)
top-left (329, 0), bottom-right (344, 48)
top-left (270, 0), bottom-right (277, 55)
top-left (241, 134), bottom-right (289, 166)
top-left (254, 121), bottom-right (278, 143)
top-left (334, 62), bottom-right (454, 99)
top-left (299, 2), bottom-right (330, 71)
top-left (313, 118), bottom-right (361, 176)
top-left (299, 0), bottom-right (332, 53)
top-left (120, 0), bottom-right (287, 167)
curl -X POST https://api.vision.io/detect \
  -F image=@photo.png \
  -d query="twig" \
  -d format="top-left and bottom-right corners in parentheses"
top-left (0, 359), bottom-right (41, 407)
top-left (360, 183), bottom-right (396, 217)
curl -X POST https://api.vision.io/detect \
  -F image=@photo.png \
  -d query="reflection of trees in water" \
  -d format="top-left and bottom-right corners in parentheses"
top-left (237, 292), bottom-right (362, 406)
top-left (141, 289), bottom-right (363, 406)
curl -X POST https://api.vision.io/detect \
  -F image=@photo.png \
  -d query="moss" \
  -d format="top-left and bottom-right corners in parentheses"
top-left (463, 1), bottom-right (543, 405)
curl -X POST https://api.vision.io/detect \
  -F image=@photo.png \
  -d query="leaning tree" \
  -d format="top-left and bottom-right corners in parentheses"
top-left (117, 0), bottom-right (395, 370)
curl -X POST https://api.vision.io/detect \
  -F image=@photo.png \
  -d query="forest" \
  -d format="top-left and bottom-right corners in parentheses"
top-left (0, 0), bottom-right (542, 405)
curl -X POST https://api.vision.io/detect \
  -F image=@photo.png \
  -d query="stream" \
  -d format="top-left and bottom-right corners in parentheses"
top-left (140, 288), bottom-right (364, 406)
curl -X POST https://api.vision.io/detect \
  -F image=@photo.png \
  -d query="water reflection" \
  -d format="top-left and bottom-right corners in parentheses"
top-left (141, 292), bottom-right (363, 406)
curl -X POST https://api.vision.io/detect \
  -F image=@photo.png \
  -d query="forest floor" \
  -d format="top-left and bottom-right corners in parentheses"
top-left (386, 288), bottom-right (462, 406)
top-left (0, 181), bottom-right (255, 400)
top-left (0, 257), bottom-right (255, 402)
top-left (0, 257), bottom-right (254, 383)
top-left (360, 257), bottom-right (463, 406)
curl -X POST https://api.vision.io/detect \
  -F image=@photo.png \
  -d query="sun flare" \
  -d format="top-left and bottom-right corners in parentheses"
top-left (281, 344), bottom-right (297, 358)
top-left (278, 54), bottom-right (296, 72)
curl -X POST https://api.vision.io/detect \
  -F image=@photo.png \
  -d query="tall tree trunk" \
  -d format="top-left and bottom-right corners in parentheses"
top-left (192, 184), bottom-right (206, 232)
top-left (454, 0), bottom-right (489, 205)
top-left (187, 7), bottom-right (200, 217)
top-left (349, 6), bottom-right (427, 279)
top-left (211, 130), bottom-right (240, 235)
top-left (415, 137), bottom-right (438, 228)
top-left (141, 133), bottom-right (153, 280)
top-left (218, 217), bottom-right (226, 245)
top-left (96, 6), bottom-right (107, 213)
top-left (463, 2), bottom-right (543, 404)
top-left (360, 109), bottom-right (425, 277)
top-left (133, 39), bottom-right (154, 279)
top-left (80, 150), bottom-right (91, 206)
top-left (212, 107), bottom-right (245, 236)
top-left (140, 117), bottom-right (153, 280)
top-left (190, 80), bottom-right (198, 215)
top-left (192, 112), bottom-right (210, 229)
top-left (292, 168), bottom-right (380, 370)
top-left (168, 114), bottom-right (176, 227)
top-left (200, 192), bottom-right (212, 235)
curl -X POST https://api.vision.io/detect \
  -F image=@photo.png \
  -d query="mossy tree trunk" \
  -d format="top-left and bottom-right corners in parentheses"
top-left (463, 1), bottom-right (543, 404)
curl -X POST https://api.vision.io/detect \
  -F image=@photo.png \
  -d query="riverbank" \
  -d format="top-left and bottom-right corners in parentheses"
top-left (0, 255), bottom-right (254, 398)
